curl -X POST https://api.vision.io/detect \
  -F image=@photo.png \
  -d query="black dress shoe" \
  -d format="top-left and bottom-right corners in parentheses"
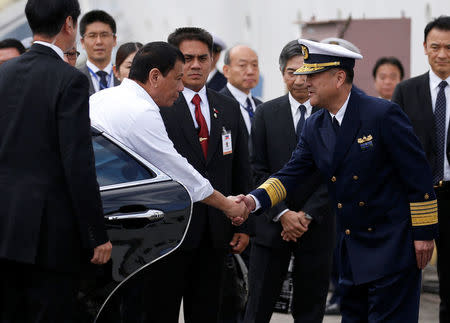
top-left (325, 302), bottom-right (340, 315)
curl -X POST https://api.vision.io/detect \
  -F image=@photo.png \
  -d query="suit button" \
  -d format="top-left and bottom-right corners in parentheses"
top-left (337, 203), bottom-right (343, 209)
top-left (359, 201), bottom-right (365, 207)
top-left (353, 175), bottom-right (358, 180)
top-left (345, 229), bottom-right (351, 235)
top-left (368, 227), bottom-right (373, 232)
top-left (424, 193), bottom-right (429, 200)
top-left (331, 176), bottom-right (337, 182)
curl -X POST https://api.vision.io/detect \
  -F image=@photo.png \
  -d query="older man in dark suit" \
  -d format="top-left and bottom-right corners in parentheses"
top-left (392, 15), bottom-right (450, 323)
top-left (154, 27), bottom-right (251, 323)
top-left (237, 39), bottom-right (437, 323)
top-left (0, 0), bottom-right (111, 322)
top-left (244, 40), bottom-right (335, 323)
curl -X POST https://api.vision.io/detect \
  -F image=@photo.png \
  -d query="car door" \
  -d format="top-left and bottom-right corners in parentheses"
top-left (77, 128), bottom-right (192, 322)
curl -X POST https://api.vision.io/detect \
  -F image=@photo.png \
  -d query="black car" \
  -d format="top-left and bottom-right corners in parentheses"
top-left (77, 128), bottom-right (192, 322)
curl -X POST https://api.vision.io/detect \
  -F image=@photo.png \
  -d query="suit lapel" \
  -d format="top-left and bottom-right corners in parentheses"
top-left (276, 95), bottom-right (297, 151)
top-left (418, 73), bottom-right (436, 153)
top-left (206, 90), bottom-right (222, 165)
top-left (176, 94), bottom-right (205, 162)
top-left (330, 90), bottom-right (361, 175)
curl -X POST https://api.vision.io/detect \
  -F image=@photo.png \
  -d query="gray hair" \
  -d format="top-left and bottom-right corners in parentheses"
top-left (224, 48), bottom-right (231, 65)
top-left (279, 40), bottom-right (303, 73)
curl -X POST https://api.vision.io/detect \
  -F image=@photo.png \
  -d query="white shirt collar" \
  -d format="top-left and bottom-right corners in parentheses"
top-left (429, 69), bottom-right (450, 91)
top-left (121, 78), bottom-right (157, 108)
top-left (329, 92), bottom-right (351, 125)
top-left (86, 59), bottom-right (113, 75)
top-left (182, 85), bottom-right (208, 105)
top-left (207, 68), bottom-right (218, 82)
top-left (33, 41), bottom-right (65, 60)
top-left (226, 82), bottom-right (252, 107)
top-left (288, 92), bottom-right (312, 116)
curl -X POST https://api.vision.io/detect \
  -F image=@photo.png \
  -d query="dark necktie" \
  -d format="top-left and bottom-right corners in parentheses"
top-left (296, 105), bottom-right (307, 138)
top-left (332, 116), bottom-right (340, 133)
top-left (434, 80), bottom-right (448, 184)
top-left (96, 70), bottom-right (108, 90)
top-left (192, 94), bottom-right (209, 159)
top-left (244, 97), bottom-right (254, 120)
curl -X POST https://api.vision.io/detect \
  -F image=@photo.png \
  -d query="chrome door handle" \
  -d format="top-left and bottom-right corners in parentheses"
top-left (106, 209), bottom-right (165, 222)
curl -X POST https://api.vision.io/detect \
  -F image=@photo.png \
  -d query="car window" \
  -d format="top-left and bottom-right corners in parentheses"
top-left (93, 134), bottom-right (155, 187)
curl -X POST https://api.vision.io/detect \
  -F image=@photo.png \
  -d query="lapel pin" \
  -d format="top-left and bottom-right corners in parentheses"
top-left (213, 108), bottom-right (219, 119)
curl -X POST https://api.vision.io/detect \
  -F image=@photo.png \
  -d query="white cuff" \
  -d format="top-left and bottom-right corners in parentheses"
top-left (273, 209), bottom-right (289, 222)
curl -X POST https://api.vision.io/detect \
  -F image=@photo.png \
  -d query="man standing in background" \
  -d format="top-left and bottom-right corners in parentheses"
top-left (392, 15), bottom-right (450, 323)
top-left (79, 9), bottom-right (120, 95)
top-left (207, 34), bottom-right (228, 91)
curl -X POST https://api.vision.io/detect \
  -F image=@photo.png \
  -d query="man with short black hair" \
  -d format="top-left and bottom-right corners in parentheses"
top-left (79, 9), bottom-right (120, 94)
top-left (392, 15), bottom-right (450, 323)
top-left (0, 0), bottom-right (111, 321)
top-left (0, 38), bottom-right (26, 65)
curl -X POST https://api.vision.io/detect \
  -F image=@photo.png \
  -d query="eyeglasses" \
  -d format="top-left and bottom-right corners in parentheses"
top-left (83, 32), bottom-right (115, 40)
top-left (64, 50), bottom-right (80, 59)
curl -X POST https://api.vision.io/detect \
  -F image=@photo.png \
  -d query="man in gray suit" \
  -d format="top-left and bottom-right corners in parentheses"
top-left (78, 10), bottom-right (120, 95)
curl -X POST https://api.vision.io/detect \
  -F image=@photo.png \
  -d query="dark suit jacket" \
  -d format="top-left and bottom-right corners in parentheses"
top-left (0, 44), bottom-right (107, 272)
top-left (78, 63), bottom-right (121, 96)
top-left (160, 89), bottom-right (251, 250)
top-left (251, 94), bottom-right (335, 250)
top-left (392, 71), bottom-right (450, 171)
top-left (252, 88), bottom-right (438, 284)
top-left (207, 70), bottom-right (227, 92)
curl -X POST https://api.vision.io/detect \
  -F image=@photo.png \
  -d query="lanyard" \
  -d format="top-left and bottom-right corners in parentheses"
top-left (87, 66), bottom-right (113, 90)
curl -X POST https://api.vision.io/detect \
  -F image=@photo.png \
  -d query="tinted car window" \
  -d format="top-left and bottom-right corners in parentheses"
top-left (93, 134), bottom-right (154, 186)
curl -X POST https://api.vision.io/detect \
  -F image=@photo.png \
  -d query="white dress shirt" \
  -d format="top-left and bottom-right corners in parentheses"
top-left (182, 86), bottom-right (211, 133)
top-left (86, 60), bottom-right (114, 93)
top-left (89, 78), bottom-right (214, 202)
top-left (273, 94), bottom-right (313, 222)
top-left (429, 70), bottom-right (450, 181)
top-left (226, 82), bottom-right (257, 134)
top-left (34, 41), bottom-right (64, 60)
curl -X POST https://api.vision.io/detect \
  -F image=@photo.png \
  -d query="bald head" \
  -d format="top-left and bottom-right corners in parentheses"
top-left (223, 45), bottom-right (259, 94)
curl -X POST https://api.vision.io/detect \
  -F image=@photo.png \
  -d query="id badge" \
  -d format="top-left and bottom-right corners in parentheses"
top-left (222, 127), bottom-right (232, 155)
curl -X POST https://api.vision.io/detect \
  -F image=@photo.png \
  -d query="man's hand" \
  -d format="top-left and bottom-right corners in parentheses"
top-left (230, 233), bottom-right (250, 254)
top-left (280, 211), bottom-right (311, 242)
top-left (225, 196), bottom-right (249, 226)
top-left (235, 194), bottom-right (256, 213)
top-left (91, 241), bottom-right (112, 265)
top-left (414, 240), bottom-right (434, 269)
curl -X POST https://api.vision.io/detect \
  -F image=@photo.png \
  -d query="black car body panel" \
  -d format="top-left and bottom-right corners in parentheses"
top-left (77, 129), bottom-right (192, 322)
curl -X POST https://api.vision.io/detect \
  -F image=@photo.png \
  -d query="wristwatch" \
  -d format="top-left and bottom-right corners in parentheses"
top-left (305, 213), bottom-right (313, 220)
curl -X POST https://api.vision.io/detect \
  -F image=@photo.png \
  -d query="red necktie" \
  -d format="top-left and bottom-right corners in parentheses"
top-left (192, 94), bottom-right (209, 159)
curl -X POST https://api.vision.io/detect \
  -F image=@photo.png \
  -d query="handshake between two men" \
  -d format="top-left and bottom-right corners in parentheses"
top-left (223, 194), bottom-right (312, 242)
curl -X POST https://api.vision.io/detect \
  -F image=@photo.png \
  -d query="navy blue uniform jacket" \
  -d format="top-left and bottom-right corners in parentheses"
top-left (251, 88), bottom-right (438, 284)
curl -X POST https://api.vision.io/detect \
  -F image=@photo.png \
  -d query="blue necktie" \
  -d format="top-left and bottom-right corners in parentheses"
top-left (96, 70), bottom-right (108, 90)
top-left (244, 97), bottom-right (254, 120)
top-left (332, 116), bottom-right (340, 135)
top-left (296, 105), bottom-right (307, 138)
top-left (434, 80), bottom-right (448, 184)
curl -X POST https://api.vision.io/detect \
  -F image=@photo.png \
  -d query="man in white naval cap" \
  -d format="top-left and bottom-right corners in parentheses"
top-left (236, 38), bottom-right (438, 322)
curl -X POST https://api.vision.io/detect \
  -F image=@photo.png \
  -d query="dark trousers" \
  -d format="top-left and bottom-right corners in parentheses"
top-left (328, 243), bottom-right (344, 305)
top-left (0, 260), bottom-right (78, 323)
top-left (340, 266), bottom-right (421, 323)
top-left (436, 188), bottom-right (450, 323)
top-left (140, 241), bottom-right (227, 323)
top-left (244, 242), bottom-right (332, 323)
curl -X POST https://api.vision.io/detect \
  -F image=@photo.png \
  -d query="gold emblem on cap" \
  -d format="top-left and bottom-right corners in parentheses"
top-left (301, 45), bottom-right (309, 60)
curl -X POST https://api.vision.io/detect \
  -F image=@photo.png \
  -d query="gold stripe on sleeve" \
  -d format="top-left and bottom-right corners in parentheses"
top-left (410, 200), bottom-right (438, 226)
top-left (258, 178), bottom-right (287, 207)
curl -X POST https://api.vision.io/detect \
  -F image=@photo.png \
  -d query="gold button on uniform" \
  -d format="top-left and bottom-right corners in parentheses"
top-left (359, 201), bottom-right (365, 207)
top-left (345, 229), bottom-right (351, 235)
top-left (331, 176), bottom-right (337, 182)
top-left (353, 175), bottom-right (358, 180)
top-left (337, 203), bottom-right (343, 209)
top-left (368, 227), bottom-right (373, 232)
top-left (424, 193), bottom-right (429, 200)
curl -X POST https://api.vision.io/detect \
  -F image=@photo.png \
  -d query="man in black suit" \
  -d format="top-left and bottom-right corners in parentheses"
top-left (392, 15), bottom-right (450, 323)
top-left (78, 10), bottom-right (120, 95)
top-left (243, 40), bottom-right (335, 323)
top-left (153, 27), bottom-right (251, 323)
top-left (220, 45), bottom-right (262, 134)
top-left (0, 0), bottom-right (111, 322)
